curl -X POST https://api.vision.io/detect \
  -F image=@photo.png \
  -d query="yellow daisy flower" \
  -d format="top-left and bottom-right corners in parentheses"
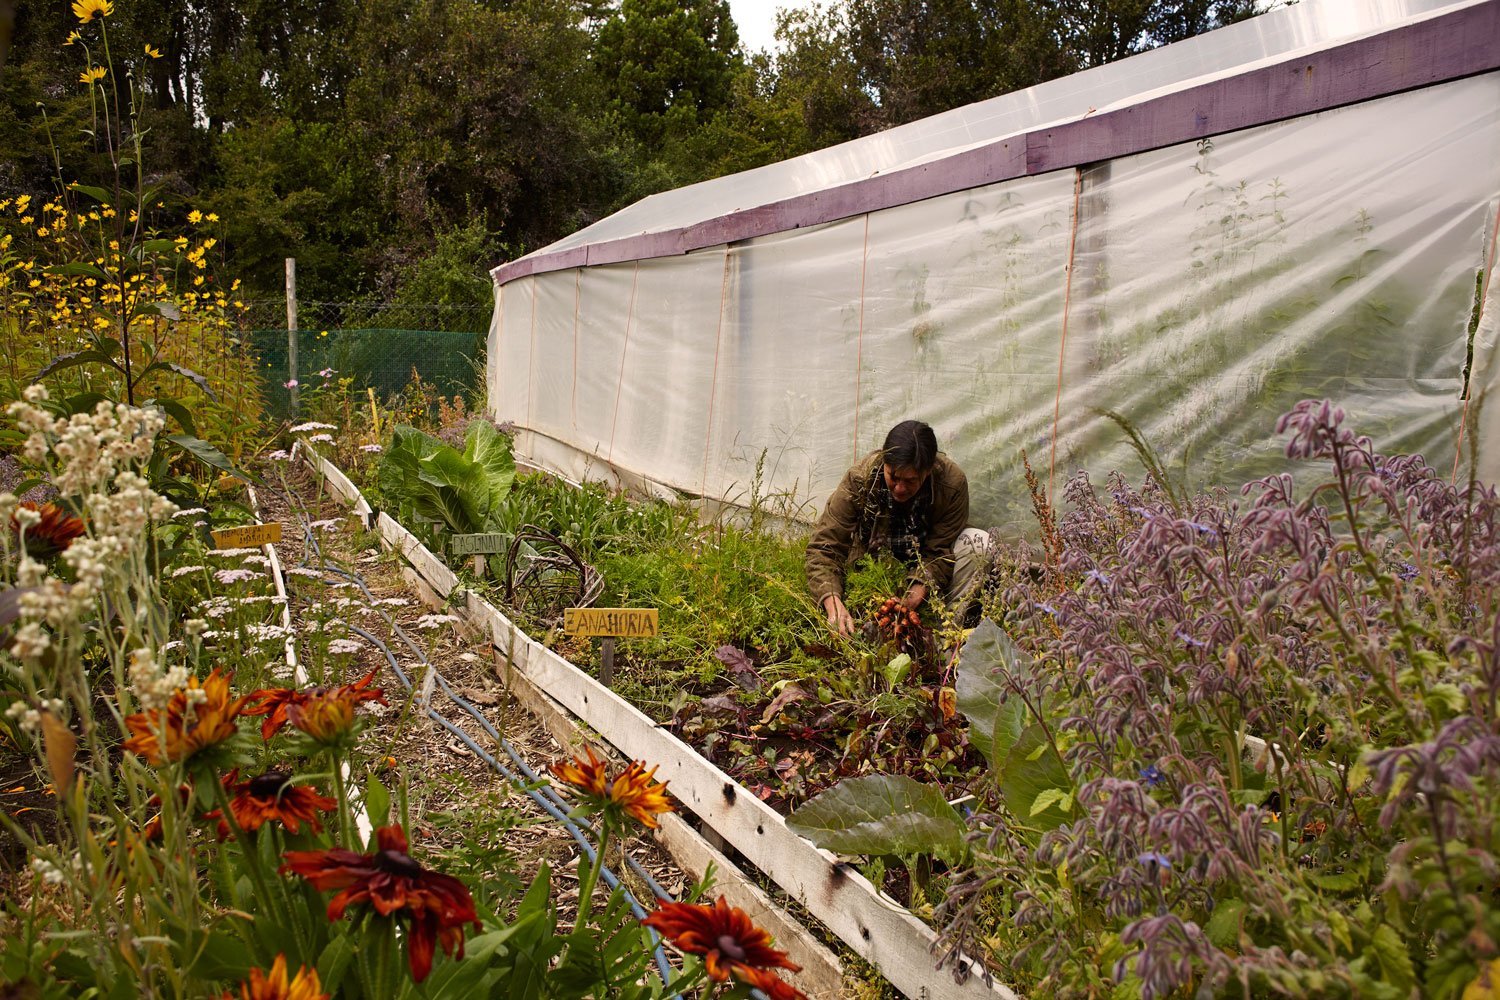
top-left (79, 66), bottom-right (106, 84)
top-left (71, 0), bottom-right (113, 23)
top-left (144, 44), bottom-right (163, 59)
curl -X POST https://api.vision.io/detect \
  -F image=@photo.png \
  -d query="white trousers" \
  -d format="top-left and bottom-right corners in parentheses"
top-left (948, 527), bottom-right (994, 604)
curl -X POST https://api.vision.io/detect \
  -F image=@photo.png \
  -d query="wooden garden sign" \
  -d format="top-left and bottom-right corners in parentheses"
top-left (450, 533), bottom-right (509, 557)
top-left (564, 608), bottom-right (659, 686)
top-left (450, 532), bottom-right (508, 575)
top-left (212, 522), bottom-right (282, 548)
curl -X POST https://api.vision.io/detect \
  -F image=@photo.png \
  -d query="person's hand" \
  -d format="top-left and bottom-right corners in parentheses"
top-left (903, 583), bottom-right (928, 611)
top-left (822, 594), bottom-right (855, 636)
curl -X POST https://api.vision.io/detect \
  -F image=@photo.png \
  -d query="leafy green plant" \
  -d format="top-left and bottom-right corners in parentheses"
top-left (378, 420), bottom-right (515, 548)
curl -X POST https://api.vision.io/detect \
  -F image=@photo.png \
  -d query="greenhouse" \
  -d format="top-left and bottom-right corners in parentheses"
top-left (489, 0), bottom-right (1500, 531)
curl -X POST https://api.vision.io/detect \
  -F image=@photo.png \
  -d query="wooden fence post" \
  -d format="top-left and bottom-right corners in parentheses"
top-left (285, 257), bottom-right (299, 415)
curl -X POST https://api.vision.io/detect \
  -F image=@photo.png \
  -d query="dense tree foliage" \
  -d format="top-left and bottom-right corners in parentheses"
top-left (0, 0), bottom-right (1262, 308)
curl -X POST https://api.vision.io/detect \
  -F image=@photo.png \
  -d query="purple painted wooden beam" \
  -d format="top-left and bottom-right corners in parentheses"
top-left (493, 0), bottom-right (1499, 288)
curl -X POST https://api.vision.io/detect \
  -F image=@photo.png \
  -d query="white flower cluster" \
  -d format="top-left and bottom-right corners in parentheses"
top-left (29, 854), bottom-right (81, 886)
top-left (9, 386), bottom-right (164, 497)
top-left (127, 647), bottom-right (191, 711)
top-left (4, 697), bottom-right (63, 735)
top-left (5, 390), bottom-right (178, 662)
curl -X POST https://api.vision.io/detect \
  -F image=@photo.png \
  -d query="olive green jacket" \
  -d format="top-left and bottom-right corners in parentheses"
top-left (804, 450), bottom-right (969, 603)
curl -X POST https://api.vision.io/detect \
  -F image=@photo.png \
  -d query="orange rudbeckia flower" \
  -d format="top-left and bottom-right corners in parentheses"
top-left (122, 669), bottom-right (249, 766)
top-left (204, 769), bottom-right (337, 839)
top-left (10, 501), bottom-right (85, 557)
top-left (280, 824), bottom-right (479, 983)
top-left (220, 954), bottom-right (328, 1000)
top-left (549, 746), bottom-right (674, 830)
top-left (643, 897), bottom-right (805, 997)
top-left (244, 668), bottom-right (386, 740)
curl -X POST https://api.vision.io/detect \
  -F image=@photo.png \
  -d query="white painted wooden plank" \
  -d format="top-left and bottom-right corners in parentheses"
top-left (302, 446), bottom-right (358, 505)
top-left (246, 484), bottom-right (302, 684)
top-left (247, 482), bottom-right (373, 846)
top-left (376, 512), bottom-right (460, 597)
top-left (466, 593), bottom-right (1012, 1000)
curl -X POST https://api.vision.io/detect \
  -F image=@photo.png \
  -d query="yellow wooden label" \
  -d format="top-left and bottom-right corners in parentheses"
top-left (563, 607), bottom-right (659, 638)
top-left (212, 522), bottom-right (282, 548)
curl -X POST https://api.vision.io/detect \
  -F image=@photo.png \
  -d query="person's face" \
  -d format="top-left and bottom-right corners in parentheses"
top-left (883, 463), bottom-right (929, 504)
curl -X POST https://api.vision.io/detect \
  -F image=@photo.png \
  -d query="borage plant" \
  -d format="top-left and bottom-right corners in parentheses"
top-left (796, 400), bottom-right (1499, 998)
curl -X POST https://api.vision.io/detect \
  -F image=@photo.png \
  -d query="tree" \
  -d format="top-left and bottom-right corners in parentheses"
top-left (595, 0), bottom-right (743, 144)
top-left (769, 3), bottom-right (876, 148)
top-left (842, 0), bottom-right (1260, 129)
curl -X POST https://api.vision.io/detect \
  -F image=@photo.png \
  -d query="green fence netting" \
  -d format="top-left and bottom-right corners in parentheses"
top-left (252, 327), bottom-right (484, 418)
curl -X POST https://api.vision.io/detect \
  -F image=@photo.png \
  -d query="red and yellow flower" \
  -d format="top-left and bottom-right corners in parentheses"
top-left (244, 668), bottom-right (386, 740)
top-left (643, 897), bottom-right (805, 997)
top-left (204, 769), bottom-right (337, 839)
top-left (549, 746), bottom-right (674, 829)
top-left (280, 824), bottom-right (479, 983)
top-left (10, 501), bottom-right (85, 557)
top-left (221, 954), bottom-right (328, 1000)
top-left (123, 669), bottom-right (249, 766)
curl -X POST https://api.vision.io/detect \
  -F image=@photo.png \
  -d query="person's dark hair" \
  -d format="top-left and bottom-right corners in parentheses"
top-left (882, 420), bottom-right (938, 472)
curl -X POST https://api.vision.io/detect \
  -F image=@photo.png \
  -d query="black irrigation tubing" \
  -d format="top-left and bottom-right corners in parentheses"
top-left (275, 487), bottom-right (698, 992)
top-left (294, 511), bottom-right (677, 907)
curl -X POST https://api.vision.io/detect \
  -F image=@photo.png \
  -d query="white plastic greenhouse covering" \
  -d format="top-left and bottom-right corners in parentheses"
top-left (489, 0), bottom-right (1500, 535)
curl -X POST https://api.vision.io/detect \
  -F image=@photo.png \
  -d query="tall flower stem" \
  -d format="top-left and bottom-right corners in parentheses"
top-left (330, 752), bottom-right (355, 849)
top-left (210, 775), bottom-right (286, 926)
top-left (575, 823), bottom-right (612, 927)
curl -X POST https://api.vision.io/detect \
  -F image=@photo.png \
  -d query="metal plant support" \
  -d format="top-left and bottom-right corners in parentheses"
top-left (503, 524), bottom-right (603, 625)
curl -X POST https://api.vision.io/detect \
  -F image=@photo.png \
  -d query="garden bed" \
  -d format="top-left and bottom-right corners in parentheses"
top-left (302, 396), bottom-right (1500, 999)
top-left (298, 443), bottom-right (1012, 1000)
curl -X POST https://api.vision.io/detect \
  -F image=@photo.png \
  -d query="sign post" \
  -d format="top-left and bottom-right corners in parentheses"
top-left (450, 532), bottom-right (508, 576)
top-left (563, 608), bottom-right (659, 688)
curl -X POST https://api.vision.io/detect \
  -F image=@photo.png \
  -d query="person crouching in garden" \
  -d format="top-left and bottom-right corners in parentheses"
top-left (806, 419), bottom-right (993, 635)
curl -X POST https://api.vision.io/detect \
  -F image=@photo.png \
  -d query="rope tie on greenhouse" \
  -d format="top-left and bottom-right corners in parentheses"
top-left (1453, 199), bottom-right (1500, 484)
top-left (526, 279), bottom-right (539, 435)
top-left (700, 246), bottom-right (733, 496)
top-left (853, 212), bottom-right (871, 460)
top-left (572, 270), bottom-right (582, 432)
top-left (1048, 167), bottom-right (1085, 501)
top-left (608, 260), bottom-right (642, 465)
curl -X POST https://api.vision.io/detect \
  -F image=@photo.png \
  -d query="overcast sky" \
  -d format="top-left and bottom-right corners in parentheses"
top-left (728, 0), bottom-right (820, 54)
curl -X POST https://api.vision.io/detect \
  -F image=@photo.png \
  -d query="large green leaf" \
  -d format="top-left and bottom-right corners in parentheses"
top-left (42, 262), bottom-right (109, 281)
top-left (34, 349), bottom-right (124, 381)
top-left (416, 448), bottom-right (490, 533)
top-left (166, 434), bottom-right (257, 484)
top-left (464, 419), bottom-right (515, 515)
top-left (1000, 724), bottom-right (1073, 831)
top-left (786, 774), bottom-right (968, 864)
top-left (956, 618), bottom-right (1029, 767)
top-left (144, 397), bottom-right (197, 437)
top-left (138, 360), bottom-right (218, 401)
top-left (67, 183), bottom-right (113, 204)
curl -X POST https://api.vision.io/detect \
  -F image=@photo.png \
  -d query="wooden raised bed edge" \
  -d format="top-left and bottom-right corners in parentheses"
top-left (297, 446), bottom-right (1018, 1000)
